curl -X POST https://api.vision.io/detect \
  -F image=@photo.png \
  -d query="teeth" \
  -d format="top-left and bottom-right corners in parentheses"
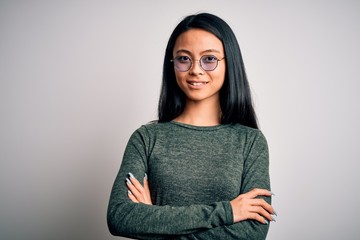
top-left (190, 82), bottom-right (207, 86)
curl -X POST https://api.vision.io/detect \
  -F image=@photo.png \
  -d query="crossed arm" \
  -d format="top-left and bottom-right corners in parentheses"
top-left (108, 127), bottom-right (275, 239)
top-left (126, 174), bottom-right (276, 239)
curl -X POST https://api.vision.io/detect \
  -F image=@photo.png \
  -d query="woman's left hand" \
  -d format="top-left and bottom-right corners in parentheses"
top-left (126, 173), bottom-right (152, 205)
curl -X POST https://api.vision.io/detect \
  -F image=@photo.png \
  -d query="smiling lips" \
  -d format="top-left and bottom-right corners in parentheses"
top-left (187, 80), bottom-right (209, 87)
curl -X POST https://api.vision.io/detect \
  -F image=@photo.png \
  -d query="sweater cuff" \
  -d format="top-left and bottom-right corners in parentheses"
top-left (222, 201), bottom-right (234, 225)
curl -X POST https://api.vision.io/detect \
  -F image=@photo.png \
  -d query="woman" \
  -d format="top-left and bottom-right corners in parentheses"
top-left (108, 13), bottom-right (276, 239)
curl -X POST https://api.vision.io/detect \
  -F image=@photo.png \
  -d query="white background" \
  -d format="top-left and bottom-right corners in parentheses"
top-left (1, 1), bottom-right (359, 239)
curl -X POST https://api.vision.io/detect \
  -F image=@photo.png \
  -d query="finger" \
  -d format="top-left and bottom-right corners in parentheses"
top-left (243, 188), bottom-right (273, 199)
top-left (128, 173), bottom-right (145, 194)
top-left (250, 198), bottom-right (275, 215)
top-left (144, 174), bottom-right (149, 193)
top-left (144, 174), bottom-right (151, 203)
top-left (127, 174), bottom-right (151, 203)
top-left (250, 206), bottom-right (274, 222)
top-left (127, 190), bottom-right (139, 203)
top-left (248, 212), bottom-right (269, 225)
top-left (126, 178), bottom-right (142, 200)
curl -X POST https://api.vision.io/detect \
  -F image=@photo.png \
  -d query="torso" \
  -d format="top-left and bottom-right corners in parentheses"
top-left (142, 121), bottom-right (258, 206)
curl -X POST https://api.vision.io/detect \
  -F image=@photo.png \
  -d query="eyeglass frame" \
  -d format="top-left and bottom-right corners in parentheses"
top-left (170, 55), bottom-right (225, 72)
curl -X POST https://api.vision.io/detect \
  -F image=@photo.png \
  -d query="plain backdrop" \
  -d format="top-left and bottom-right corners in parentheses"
top-left (1, 1), bottom-right (360, 239)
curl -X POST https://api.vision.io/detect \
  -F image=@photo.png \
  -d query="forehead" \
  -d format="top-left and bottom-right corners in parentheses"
top-left (173, 29), bottom-right (224, 54)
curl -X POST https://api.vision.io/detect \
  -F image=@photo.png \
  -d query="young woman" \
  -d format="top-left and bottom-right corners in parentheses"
top-left (108, 13), bottom-right (276, 239)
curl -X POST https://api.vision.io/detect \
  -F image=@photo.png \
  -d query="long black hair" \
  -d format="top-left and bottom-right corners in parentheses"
top-left (158, 13), bottom-right (258, 129)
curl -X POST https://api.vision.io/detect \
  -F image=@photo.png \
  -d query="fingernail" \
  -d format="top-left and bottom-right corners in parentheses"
top-left (128, 172), bottom-right (135, 179)
top-left (126, 178), bottom-right (132, 185)
top-left (264, 219), bottom-right (269, 225)
top-left (128, 190), bottom-right (132, 195)
top-left (273, 210), bottom-right (278, 216)
top-left (271, 216), bottom-right (276, 222)
top-left (270, 191), bottom-right (275, 196)
top-left (144, 173), bottom-right (148, 180)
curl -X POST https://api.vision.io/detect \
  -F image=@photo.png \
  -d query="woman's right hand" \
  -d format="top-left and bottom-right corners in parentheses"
top-left (230, 188), bottom-right (276, 224)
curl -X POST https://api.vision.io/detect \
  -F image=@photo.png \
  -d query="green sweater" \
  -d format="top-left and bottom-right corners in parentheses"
top-left (107, 121), bottom-right (271, 239)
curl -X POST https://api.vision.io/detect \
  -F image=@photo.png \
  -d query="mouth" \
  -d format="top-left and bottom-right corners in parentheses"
top-left (187, 81), bottom-right (209, 86)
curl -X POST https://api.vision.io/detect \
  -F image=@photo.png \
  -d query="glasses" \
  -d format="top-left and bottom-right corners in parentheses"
top-left (171, 55), bottom-right (225, 72)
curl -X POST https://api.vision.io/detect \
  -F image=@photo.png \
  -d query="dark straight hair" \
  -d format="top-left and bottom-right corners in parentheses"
top-left (158, 13), bottom-right (258, 129)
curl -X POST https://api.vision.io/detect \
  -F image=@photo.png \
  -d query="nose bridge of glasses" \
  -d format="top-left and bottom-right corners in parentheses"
top-left (187, 57), bottom-right (205, 72)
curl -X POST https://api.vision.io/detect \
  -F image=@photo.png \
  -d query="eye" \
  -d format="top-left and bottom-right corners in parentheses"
top-left (202, 55), bottom-right (218, 63)
top-left (175, 56), bottom-right (191, 63)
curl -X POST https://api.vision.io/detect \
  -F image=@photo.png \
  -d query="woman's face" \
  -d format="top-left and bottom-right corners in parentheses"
top-left (172, 29), bottom-right (226, 104)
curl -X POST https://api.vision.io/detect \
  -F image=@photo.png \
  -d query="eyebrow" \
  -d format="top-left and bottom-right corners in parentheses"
top-left (175, 49), bottom-right (222, 55)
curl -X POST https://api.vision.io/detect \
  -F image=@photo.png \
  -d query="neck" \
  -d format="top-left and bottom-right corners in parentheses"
top-left (174, 98), bottom-right (222, 126)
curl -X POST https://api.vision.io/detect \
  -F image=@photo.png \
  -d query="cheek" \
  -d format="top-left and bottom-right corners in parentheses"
top-left (212, 69), bottom-right (226, 86)
top-left (175, 72), bottom-right (186, 85)
top-left (220, 64), bottom-right (226, 79)
top-left (218, 67), bottom-right (226, 86)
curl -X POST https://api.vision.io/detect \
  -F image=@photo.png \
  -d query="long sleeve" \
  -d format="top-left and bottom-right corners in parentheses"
top-left (176, 130), bottom-right (271, 240)
top-left (107, 123), bottom-right (272, 239)
top-left (107, 127), bottom-right (233, 239)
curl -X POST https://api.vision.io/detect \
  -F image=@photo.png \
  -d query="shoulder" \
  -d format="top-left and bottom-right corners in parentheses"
top-left (228, 123), bottom-right (265, 137)
top-left (225, 125), bottom-right (270, 161)
top-left (131, 121), bottom-right (174, 138)
top-left (227, 124), bottom-right (268, 146)
top-left (127, 121), bottom-right (178, 149)
top-left (139, 120), bottom-right (168, 132)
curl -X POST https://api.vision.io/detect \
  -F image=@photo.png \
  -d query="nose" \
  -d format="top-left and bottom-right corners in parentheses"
top-left (189, 59), bottom-right (205, 75)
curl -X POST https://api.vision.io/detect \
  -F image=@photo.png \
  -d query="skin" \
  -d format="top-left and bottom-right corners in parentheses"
top-left (126, 29), bottom-right (276, 224)
top-left (127, 175), bottom-right (152, 205)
